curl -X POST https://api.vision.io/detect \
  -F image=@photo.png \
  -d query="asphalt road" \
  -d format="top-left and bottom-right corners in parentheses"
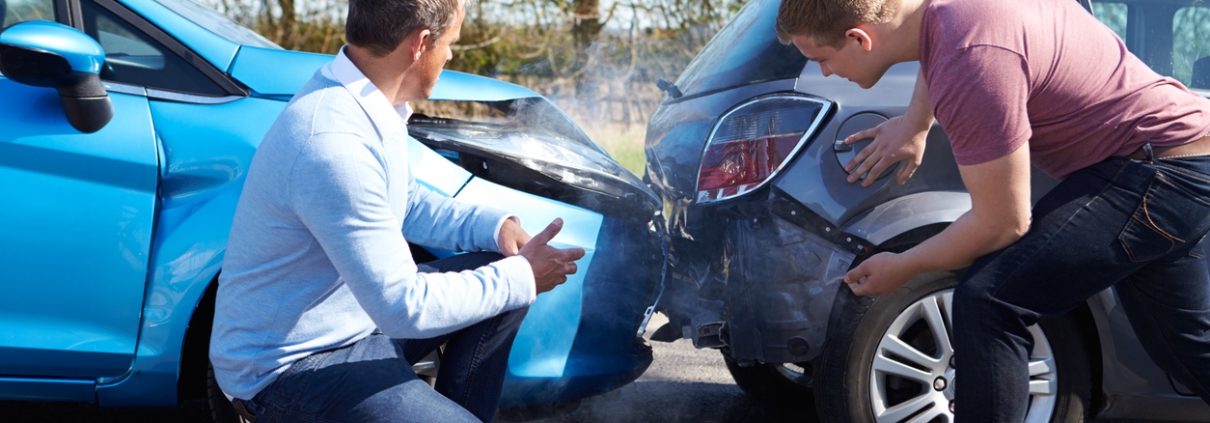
top-left (0, 313), bottom-right (814, 423)
top-left (511, 313), bottom-right (817, 423)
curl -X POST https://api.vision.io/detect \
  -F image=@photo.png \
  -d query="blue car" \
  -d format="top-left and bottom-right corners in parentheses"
top-left (0, 0), bottom-right (660, 417)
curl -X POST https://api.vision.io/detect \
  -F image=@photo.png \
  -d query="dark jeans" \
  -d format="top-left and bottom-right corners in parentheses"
top-left (240, 252), bottom-right (528, 423)
top-left (951, 151), bottom-right (1210, 422)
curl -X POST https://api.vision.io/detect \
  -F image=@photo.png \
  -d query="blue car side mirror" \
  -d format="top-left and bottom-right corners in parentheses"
top-left (0, 21), bottom-right (113, 133)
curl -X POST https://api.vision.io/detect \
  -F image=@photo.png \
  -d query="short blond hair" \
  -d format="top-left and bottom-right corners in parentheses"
top-left (776, 0), bottom-right (898, 48)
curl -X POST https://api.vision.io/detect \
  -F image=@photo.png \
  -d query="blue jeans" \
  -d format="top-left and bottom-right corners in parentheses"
top-left (239, 252), bottom-right (528, 423)
top-left (952, 150), bottom-right (1210, 422)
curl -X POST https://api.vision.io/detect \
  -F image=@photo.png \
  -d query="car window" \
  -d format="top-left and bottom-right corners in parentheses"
top-left (154, 0), bottom-right (281, 49)
top-left (1173, 6), bottom-right (1210, 87)
top-left (672, 0), bottom-right (807, 99)
top-left (1, 0), bottom-right (55, 29)
top-left (1092, 2), bottom-right (1128, 41)
top-left (80, 0), bottom-right (224, 95)
top-left (1092, 0), bottom-right (1210, 89)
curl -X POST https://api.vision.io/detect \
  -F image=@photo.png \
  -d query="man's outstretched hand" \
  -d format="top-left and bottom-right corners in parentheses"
top-left (518, 218), bottom-right (586, 294)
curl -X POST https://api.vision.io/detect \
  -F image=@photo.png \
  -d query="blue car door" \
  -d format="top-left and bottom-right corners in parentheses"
top-left (0, 0), bottom-right (158, 378)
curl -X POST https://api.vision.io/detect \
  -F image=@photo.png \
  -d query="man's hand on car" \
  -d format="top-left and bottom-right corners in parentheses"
top-left (497, 217), bottom-right (529, 257)
top-left (844, 114), bottom-right (930, 187)
top-left (843, 251), bottom-right (918, 297)
top-left (518, 218), bottom-right (587, 294)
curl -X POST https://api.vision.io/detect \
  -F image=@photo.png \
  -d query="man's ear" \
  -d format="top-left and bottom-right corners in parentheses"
top-left (404, 29), bottom-right (433, 61)
top-left (845, 27), bottom-right (874, 52)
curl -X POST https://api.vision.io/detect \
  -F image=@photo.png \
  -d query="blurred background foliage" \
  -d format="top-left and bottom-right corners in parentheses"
top-left (198, 0), bottom-right (749, 174)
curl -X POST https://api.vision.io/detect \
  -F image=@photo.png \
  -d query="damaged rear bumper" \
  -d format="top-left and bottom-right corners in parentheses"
top-left (657, 193), bottom-right (862, 364)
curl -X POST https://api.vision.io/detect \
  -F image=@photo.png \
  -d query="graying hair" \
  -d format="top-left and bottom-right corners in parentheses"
top-left (346, 0), bottom-right (467, 57)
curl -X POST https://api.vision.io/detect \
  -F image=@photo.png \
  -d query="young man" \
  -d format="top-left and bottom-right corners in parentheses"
top-left (209, 1), bottom-right (586, 422)
top-left (778, 0), bottom-right (1210, 420)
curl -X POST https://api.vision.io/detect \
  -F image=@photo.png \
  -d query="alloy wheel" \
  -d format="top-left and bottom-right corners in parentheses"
top-left (868, 289), bottom-right (1058, 423)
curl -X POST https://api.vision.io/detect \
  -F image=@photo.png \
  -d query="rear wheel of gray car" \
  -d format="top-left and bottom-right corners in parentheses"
top-left (722, 352), bottom-right (814, 406)
top-left (814, 270), bottom-right (1091, 423)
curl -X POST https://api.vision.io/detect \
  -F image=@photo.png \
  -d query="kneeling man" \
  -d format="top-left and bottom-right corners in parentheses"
top-left (210, 1), bottom-right (585, 421)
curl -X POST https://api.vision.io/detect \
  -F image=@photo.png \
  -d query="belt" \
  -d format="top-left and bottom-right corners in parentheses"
top-left (1128, 135), bottom-right (1210, 160)
top-left (233, 399), bottom-right (257, 423)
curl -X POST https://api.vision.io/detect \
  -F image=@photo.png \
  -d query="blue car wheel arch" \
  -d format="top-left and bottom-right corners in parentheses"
top-left (0, 0), bottom-right (657, 410)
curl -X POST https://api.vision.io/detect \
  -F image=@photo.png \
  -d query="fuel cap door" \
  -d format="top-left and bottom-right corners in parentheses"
top-left (833, 113), bottom-right (897, 181)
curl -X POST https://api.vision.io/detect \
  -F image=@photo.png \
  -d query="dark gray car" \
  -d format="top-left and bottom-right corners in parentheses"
top-left (643, 0), bottom-right (1210, 421)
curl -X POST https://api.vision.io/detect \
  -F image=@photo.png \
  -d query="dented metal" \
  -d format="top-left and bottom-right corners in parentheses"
top-left (644, 0), bottom-right (962, 369)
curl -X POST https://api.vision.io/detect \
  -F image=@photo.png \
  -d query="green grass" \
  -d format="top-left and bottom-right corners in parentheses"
top-left (579, 121), bottom-right (649, 177)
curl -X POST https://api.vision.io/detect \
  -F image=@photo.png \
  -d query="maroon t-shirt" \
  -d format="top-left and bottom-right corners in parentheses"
top-left (920, 0), bottom-right (1210, 179)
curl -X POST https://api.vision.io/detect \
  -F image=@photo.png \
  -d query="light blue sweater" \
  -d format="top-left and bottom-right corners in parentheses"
top-left (210, 53), bottom-right (535, 400)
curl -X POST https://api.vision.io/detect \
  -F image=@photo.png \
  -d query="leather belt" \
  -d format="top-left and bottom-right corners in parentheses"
top-left (1128, 135), bottom-right (1210, 160)
top-left (233, 399), bottom-right (257, 423)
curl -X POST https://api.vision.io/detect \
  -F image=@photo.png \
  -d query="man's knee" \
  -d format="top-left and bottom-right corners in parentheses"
top-left (952, 274), bottom-right (997, 320)
top-left (497, 305), bottom-right (529, 334)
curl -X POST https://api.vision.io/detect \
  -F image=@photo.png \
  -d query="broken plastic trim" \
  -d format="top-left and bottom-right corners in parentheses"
top-left (637, 239), bottom-right (670, 337)
top-left (657, 193), bottom-right (862, 363)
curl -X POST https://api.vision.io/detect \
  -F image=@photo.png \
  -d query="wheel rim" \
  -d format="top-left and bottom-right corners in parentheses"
top-left (867, 289), bottom-right (1058, 423)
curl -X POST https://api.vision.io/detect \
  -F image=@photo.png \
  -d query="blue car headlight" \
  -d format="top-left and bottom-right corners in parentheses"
top-left (407, 98), bottom-right (659, 217)
top-left (416, 123), bottom-right (637, 197)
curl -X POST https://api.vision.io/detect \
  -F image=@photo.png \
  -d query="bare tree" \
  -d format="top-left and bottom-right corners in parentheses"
top-left (278, 0), bottom-right (296, 50)
top-left (573, 0), bottom-right (602, 66)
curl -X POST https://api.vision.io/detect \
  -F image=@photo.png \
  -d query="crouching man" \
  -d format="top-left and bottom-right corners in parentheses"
top-left (777, 0), bottom-right (1210, 420)
top-left (209, 1), bottom-right (585, 422)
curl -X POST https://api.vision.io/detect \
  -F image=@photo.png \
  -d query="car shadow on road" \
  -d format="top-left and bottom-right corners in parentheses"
top-left (0, 399), bottom-right (212, 423)
top-left (510, 380), bottom-right (819, 423)
top-left (4, 386), bottom-right (816, 423)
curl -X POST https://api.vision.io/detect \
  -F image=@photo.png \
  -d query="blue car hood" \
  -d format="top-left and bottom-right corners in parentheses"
top-left (229, 46), bottom-right (539, 101)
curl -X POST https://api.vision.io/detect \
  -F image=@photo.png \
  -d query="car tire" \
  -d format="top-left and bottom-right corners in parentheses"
top-left (813, 269), bottom-right (1091, 423)
top-left (207, 363), bottom-right (247, 423)
top-left (722, 352), bottom-right (814, 406)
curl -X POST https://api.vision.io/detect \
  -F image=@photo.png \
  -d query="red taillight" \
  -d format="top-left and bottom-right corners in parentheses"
top-left (697, 134), bottom-right (802, 202)
top-left (693, 95), bottom-right (831, 203)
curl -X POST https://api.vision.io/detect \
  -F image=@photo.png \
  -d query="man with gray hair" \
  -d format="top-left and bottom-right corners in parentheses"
top-left (209, 0), bottom-right (585, 421)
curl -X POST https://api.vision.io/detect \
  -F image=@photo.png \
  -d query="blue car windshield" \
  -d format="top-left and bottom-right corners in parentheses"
top-left (673, 0), bottom-right (807, 98)
top-left (154, 0), bottom-right (282, 49)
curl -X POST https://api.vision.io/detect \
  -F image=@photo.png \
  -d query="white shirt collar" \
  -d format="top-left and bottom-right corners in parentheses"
top-left (321, 46), bottom-right (414, 141)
